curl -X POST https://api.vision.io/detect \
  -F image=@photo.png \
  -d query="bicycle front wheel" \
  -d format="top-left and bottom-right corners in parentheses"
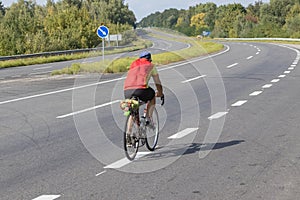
top-left (124, 115), bottom-right (139, 160)
top-left (145, 108), bottom-right (159, 151)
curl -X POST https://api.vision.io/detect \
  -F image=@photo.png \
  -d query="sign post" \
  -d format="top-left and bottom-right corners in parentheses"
top-left (97, 25), bottom-right (109, 61)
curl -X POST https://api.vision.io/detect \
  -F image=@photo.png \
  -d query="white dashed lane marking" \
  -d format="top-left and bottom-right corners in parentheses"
top-left (32, 195), bottom-right (61, 200)
top-left (271, 79), bottom-right (280, 83)
top-left (181, 75), bottom-right (206, 83)
top-left (284, 71), bottom-right (291, 74)
top-left (95, 170), bottom-right (107, 177)
top-left (231, 100), bottom-right (247, 107)
top-left (104, 152), bottom-right (151, 169)
top-left (168, 128), bottom-right (198, 139)
top-left (208, 112), bottom-right (228, 120)
top-left (262, 84), bottom-right (273, 89)
top-left (226, 63), bottom-right (238, 69)
top-left (250, 91), bottom-right (263, 96)
top-left (247, 56), bottom-right (253, 60)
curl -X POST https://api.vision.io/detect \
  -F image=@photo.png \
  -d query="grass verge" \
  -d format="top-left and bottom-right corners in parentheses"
top-left (52, 38), bottom-right (224, 75)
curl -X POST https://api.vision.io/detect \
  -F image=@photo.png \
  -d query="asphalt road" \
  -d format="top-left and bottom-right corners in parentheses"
top-left (1, 33), bottom-right (300, 200)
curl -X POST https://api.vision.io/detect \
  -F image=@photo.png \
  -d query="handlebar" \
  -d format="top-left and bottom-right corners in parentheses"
top-left (160, 95), bottom-right (165, 106)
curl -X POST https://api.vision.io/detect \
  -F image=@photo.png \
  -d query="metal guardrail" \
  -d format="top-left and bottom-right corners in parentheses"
top-left (0, 45), bottom-right (132, 61)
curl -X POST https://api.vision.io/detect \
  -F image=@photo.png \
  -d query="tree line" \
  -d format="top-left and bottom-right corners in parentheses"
top-left (0, 0), bottom-right (136, 56)
top-left (138, 0), bottom-right (300, 38)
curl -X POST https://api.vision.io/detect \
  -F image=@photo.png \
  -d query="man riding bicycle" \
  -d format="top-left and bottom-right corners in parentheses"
top-left (123, 51), bottom-right (164, 119)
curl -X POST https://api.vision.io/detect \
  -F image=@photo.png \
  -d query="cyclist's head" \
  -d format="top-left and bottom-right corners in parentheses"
top-left (139, 51), bottom-right (152, 62)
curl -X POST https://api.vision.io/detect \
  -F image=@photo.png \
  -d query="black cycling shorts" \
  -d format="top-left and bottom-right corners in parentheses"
top-left (124, 87), bottom-right (155, 102)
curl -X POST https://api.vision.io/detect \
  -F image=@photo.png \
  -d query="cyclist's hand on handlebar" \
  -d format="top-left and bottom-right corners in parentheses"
top-left (155, 91), bottom-right (164, 97)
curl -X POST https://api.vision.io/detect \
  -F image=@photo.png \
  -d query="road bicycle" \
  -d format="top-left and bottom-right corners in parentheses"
top-left (121, 96), bottom-right (164, 160)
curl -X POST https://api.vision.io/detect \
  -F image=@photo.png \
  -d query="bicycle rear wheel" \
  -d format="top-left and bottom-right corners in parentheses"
top-left (145, 108), bottom-right (159, 151)
top-left (124, 115), bottom-right (139, 160)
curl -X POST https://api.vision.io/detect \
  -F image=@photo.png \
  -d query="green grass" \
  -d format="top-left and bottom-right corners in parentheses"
top-left (51, 38), bottom-right (224, 75)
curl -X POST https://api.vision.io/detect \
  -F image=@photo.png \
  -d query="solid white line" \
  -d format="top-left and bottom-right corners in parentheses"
top-left (181, 75), bottom-right (206, 83)
top-left (262, 84), bottom-right (272, 89)
top-left (56, 100), bottom-right (120, 119)
top-left (208, 112), bottom-right (228, 120)
top-left (271, 79), bottom-right (280, 83)
top-left (247, 56), bottom-right (253, 60)
top-left (168, 128), bottom-right (198, 139)
top-left (33, 66), bottom-right (53, 70)
top-left (104, 152), bottom-right (151, 169)
top-left (95, 170), bottom-right (107, 177)
top-left (249, 91), bottom-right (263, 96)
top-left (284, 71), bottom-right (291, 74)
top-left (226, 63), bottom-right (238, 69)
top-left (278, 75), bottom-right (286, 78)
top-left (32, 195), bottom-right (61, 200)
top-left (231, 100), bottom-right (247, 107)
top-left (0, 77), bottom-right (125, 105)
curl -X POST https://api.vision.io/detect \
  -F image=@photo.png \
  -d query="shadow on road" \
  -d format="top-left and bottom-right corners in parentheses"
top-left (143, 140), bottom-right (245, 160)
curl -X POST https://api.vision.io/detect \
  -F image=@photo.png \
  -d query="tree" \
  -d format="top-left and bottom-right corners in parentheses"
top-left (190, 13), bottom-right (208, 35)
top-left (284, 3), bottom-right (300, 37)
top-left (0, 0), bottom-right (5, 16)
top-left (213, 3), bottom-right (246, 37)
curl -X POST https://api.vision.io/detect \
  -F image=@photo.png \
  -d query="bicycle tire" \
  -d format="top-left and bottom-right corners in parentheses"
top-left (124, 115), bottom-right (139, 160)
top-left (145, 108), bottom-right (159, 151)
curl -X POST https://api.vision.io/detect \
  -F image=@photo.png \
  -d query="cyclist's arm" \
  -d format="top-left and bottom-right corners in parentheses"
top-left (150, 66), bottom-right (163, 97)
top-left (153, 74), bottom-right (163, 97)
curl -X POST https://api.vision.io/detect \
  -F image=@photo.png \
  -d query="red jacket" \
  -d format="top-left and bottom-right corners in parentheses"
top-left (124, 58), bottom-right (157, 90)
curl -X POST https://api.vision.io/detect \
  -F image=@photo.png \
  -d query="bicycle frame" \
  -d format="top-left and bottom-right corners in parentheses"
top-left (123, 95), bottom-right (164, 160)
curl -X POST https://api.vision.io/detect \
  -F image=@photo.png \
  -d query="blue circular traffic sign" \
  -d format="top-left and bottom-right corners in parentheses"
top-left (97, 25), bottom-right (109, 39)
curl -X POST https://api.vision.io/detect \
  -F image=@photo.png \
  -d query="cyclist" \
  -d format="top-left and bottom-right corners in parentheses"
top-left (123, 51), bottom-right (164, 120)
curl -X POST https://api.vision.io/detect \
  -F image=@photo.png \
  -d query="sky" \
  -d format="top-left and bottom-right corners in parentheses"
top-left (2, 0), bottom-right (270, 22)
